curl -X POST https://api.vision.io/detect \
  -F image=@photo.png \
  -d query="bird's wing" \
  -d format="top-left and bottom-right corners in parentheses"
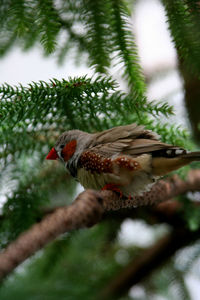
top-left (90, 123), bottom-right (185, 155)
top-left (78, 123), bottom-right (187, 186)
top-left (88, 138), bottom-right (182, 157)
top-left (91, 123), bottom-right (159, 146)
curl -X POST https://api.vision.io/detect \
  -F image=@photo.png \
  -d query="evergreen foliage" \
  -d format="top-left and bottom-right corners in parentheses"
top-left (0, 0), bottom-right (200, 299)
top-left (162, 0), bottom-right (200, 75)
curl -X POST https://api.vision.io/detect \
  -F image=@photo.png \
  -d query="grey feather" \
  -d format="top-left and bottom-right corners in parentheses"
top-left (91, 123), bottom-right (159, 146)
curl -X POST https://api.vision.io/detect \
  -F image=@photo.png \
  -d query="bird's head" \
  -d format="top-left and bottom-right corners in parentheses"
top-left (46, 130), bottom-right (93, 175)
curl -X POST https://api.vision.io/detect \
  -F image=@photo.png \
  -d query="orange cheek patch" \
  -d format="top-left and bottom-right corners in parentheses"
top-left (62, 140), bottom-right (77, 161)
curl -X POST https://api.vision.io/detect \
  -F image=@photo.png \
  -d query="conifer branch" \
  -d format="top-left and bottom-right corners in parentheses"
top-left (81, 0), bottom-right (111, 73)
top-left (109, 0), bottom-right (146, 97)
top-left (0, 171), bottom-right (200, 281)
top-left (162, 0), bottom-right (200, 75)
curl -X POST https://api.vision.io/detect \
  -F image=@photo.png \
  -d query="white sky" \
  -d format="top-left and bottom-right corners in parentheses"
top-left (135, 0), bottom-right (177, 72)
top-left (0, 47), bottom-right (92, 85)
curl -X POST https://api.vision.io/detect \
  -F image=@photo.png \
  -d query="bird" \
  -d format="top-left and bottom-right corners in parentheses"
top-left (46, 123), bottom-right (200, 197)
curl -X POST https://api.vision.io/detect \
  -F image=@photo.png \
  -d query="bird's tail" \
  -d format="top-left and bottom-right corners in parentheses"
top-left (181, 151), bottom-right (200, 161)
top-left (152, 151), bottom-right (200, 176)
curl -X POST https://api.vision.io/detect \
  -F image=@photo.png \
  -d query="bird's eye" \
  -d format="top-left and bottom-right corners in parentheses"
top-left (60, 144), bottom-right (65, 149)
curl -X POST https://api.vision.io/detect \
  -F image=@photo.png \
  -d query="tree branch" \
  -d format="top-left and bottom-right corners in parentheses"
top-left (102, 170), bottom-right (200, 210)
top-left (178, 57), bottom-right (200, 143)
top-left (0, 189), bottom-right (104, 280)
top-left (0, 170), bottom-right (200, 281)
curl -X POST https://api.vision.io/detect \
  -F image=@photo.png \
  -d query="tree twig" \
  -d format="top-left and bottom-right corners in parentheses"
top-left (0, 170), bottom-right (200, 281)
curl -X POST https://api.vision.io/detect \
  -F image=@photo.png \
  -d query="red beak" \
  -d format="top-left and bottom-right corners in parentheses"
top-left (46, 147), bottom-right (58, 160)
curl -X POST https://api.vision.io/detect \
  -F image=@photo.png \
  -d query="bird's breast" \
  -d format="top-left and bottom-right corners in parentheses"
top-left (77, 168), bottom-right (109, 190)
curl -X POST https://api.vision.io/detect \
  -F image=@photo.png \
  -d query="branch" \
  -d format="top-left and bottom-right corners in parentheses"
top-left (0, 190), bottom-right (104, 280)
top-left (102, 170), bottom-right (200, 210)
top-left (178, 56), bottom-right (200, 143)
top-left (0, 170), bottom-right (200, 281)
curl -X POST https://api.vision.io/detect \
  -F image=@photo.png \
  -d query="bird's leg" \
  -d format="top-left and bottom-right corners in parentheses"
top-left (101, 183), bottom-right (123, 198)
top-left (128, 194), bottom-right (133, 200)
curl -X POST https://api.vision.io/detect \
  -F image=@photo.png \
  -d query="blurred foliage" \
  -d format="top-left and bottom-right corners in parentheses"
top-left (0, 223), bottom-right (125, 300)
top-left (162, 0), bottom-right (200, 76)
top-left (0, 0), bottom-right (200, 299)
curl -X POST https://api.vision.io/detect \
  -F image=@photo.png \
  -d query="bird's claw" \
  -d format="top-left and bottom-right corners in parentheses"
top-left (102, 183), bottom-right (123, 198)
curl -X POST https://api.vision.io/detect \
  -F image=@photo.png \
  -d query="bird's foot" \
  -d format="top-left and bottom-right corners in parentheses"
top-left (102, 183), bottom-right (123, 198)
top-left (128, 194), bottom-right (133, 201)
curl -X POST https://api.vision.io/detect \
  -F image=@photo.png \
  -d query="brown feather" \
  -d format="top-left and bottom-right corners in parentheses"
top-left (88, 138), bottom-right (179, 157)
top-left (91, 123), bottom-right (159, 146)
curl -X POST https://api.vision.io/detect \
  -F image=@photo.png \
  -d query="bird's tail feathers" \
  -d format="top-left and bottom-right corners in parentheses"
top-left (152, 151), bottom-right (200, 176)
top-left (181, 151), bottom-right (200, 161)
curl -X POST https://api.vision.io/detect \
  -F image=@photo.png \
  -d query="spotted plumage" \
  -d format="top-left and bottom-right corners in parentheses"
top-left (79, 151), bottom-right (113, 173)
top-left (114, 156), bottom-right (140, 171)
top-left (79, 152), bottom-right (141, 174)
top-left (46, 123), bottom-right (200, 197)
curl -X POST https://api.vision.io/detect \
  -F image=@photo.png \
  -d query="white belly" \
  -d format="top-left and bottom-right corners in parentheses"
top-left (77, 168), bottom-right (119, 190)
top-left (77, 167), bottom-right (157, 196)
